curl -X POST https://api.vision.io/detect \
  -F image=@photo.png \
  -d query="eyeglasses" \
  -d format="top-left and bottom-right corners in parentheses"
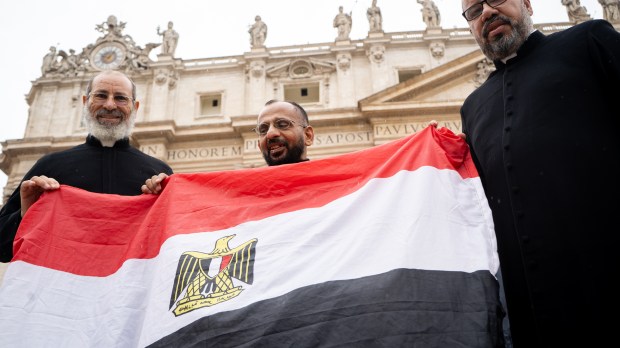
top-left (462, 0), bottom-right (508, 21)
top-left (88, 92), bottom-right (134, 106)
top-left (252, 118), bottom-right (307, 136)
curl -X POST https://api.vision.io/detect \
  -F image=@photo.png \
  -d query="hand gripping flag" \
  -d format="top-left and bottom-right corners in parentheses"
top-left (0, 127), bottom-right (503, 347)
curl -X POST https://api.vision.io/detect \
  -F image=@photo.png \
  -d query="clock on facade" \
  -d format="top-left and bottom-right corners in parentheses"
top-left (91, 43), bottom-right (126, 70)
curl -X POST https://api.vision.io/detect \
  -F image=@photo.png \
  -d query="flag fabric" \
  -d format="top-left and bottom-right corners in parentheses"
top-left (0, 127), bottom-right (503, 347)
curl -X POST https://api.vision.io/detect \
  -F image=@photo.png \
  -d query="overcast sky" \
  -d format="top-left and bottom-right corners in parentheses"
top-left (0, 0), bottom-right (606, 189)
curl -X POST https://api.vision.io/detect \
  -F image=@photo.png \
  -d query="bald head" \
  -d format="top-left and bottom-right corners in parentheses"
top-left (86, 71), bottom-right (136, 100)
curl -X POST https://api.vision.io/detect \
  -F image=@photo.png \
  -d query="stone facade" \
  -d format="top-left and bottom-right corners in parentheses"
top-left (0, 14), bottom-right (601, 204)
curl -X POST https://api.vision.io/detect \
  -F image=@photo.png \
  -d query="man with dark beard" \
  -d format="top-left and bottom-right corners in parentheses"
top-left (459, 0), bottom-right (620, 346)
top-left (254, 100), bottom-right (314, 166)
top-left (141, 100), bottom-right (314, 194)
top-left (0, 70), bottom-right (173, 262)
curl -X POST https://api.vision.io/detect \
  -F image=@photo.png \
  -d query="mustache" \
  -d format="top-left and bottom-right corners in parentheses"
top-left (266, 138), bottom-right (286, 146)
top-left (95, 109), bottom-right (125, 117)
top-left (482, 15), bottom-right (511, 37)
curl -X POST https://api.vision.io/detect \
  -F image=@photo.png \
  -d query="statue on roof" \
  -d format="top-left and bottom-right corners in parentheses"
top-left (249, 15), bottom-right (268, 48)
top-left (562, 0), bottom-right (592, 23)
top-left (598, 0), bottom-right (620, 23)
top-left (157, 21), bottom-right (179, 56)
top-left (333, 6), bottom-right (352, 41)
top-left (96, 15), bottom-right (125, 38)
top-left (94, 15), bottom-right (135, 46)
top-left (417, 0), bottom-right (441, 28)
top-left (367, 0), bottom-right (383, 32)
top-left (41, 46), bottom-right (58, 75)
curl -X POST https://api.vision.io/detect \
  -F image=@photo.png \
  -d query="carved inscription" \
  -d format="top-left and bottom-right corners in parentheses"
top-left (244, 130), bottom-right (373, 152)
top-left (245, 139), bottom-right (259, 153)
top-left (140, 144), bottom-right (166, 159)
top-left (166, 146), bottom-right (243, 162)
top-left (374, 120), bottom-right (462, 138)
top-left (313, 131), bottom-right (372, 147)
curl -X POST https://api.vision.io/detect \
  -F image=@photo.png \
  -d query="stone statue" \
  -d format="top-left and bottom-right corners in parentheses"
top-left (333, 6), bottom-right (352, 41)
top-left (41, 46), bottom-right (57, 75)
top-left (249, 15), bottom-right (268, 48)
top-left (562, 0), bottom-right (592, 23)
top-left (367, 0), bottom-right (382, 32)
top-left (130, 43), bottom-right (161, 70)
top-left (417, 0), bottom-right (441, 28)
top-left (157, 21), bottom-right (179, 55)
top-left (96, 15), bottom-right (125, 39)
top-left (598, 0), bottom-right (620, 23)
top-left (57, 49), bottom-right (81, 75)
top-left (95, 15), bottom-right (135, 46)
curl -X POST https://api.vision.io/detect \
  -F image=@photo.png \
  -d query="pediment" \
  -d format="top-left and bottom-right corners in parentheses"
top-left (266, 57), bottom-right (336, 79)
top-left (359, 50), bottom-right (491, 116)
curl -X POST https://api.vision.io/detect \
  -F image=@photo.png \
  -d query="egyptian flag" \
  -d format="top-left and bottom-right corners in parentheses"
top-left (0, 127), bottom-right (503, 347)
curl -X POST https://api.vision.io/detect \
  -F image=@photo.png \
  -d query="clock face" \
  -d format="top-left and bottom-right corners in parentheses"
top-left (91, 43), bottom-right (126, 70)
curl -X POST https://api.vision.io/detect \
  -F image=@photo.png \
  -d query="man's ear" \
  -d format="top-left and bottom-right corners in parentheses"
top-left (524, 0), bottom-right (533, 16)
top-left (304, 125), bottom-right (314, 146)
top-left (133, 100), bottom-right (140, 112)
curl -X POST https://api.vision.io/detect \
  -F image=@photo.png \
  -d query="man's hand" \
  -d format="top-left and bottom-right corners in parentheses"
top-left (426, 120), bottom-right (466, 140)
top-left (141, 173), bottom-right (169, 194)
top-left (20, 175), bottom-right (60, 217)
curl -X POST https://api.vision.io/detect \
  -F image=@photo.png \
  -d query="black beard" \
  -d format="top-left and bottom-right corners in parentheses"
top-left (263, 137), bottom-right (305, 166)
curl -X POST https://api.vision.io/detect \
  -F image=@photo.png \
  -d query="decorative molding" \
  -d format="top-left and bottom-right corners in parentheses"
top-left (473, 58), bottom-right (495, 87)
top-left (266, 58), bottom-right (336, 79)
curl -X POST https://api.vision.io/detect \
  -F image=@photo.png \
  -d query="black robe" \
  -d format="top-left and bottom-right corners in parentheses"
top-left (0, 135), bottom-right (173, 262)
top-left (461, 20), bottom-right (620, 347)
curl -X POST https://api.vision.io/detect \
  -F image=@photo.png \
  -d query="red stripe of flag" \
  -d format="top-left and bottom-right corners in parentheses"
top-left (12, 127), bottom-right (476, 276)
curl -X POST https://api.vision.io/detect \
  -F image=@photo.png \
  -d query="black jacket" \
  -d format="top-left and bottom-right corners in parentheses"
top-left (0, 135), bottom-right (173, 262)
top-left (461, 20), bottom-right (620, 347)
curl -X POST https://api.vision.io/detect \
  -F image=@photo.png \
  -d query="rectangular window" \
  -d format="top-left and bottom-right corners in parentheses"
top-left (200, 94), bottom-right (222, 116)
top-left (398, 69), bottom-right (422, 83)
top-left (284, 83), bottom-right (319, 104)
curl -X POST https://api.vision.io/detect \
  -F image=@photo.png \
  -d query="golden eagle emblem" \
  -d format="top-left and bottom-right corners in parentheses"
top-left (169, 234), bottom-right (258, 316)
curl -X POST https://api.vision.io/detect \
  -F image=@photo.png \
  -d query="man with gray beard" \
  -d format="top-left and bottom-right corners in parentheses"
top-left (0, 70), bottom-right (173, 262)
top-left (459, 0), bottom-right (620, 346)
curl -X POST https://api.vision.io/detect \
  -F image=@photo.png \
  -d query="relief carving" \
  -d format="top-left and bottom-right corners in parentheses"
top-left (367, 45), bottom-right (385, 64)
top-left (337, 53), bottom-right (352, 71)
top-left (473, 58), bottom-right (495, 87)
top-left (429, 42), bottom-right (445, 59)
top-left (247, 60), bottom-right (265, 79)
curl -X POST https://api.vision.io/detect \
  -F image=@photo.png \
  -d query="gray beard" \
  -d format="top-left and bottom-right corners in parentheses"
top-left (478, 11), bottom-right (533, 61)
top-left (82, 104), bottom-right (135, 143)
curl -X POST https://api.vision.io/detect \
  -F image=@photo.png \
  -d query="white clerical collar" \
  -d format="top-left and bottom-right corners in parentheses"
top-left (500, 29), bottom-right (538, 64)
top-left (501, 53), bottom-right (517, 64)
top-left (100, 140), bottom-right (116, 147)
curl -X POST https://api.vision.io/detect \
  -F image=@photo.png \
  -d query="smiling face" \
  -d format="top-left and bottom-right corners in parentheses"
top-left (82, 71), bottom-right (139, 142)
top-left (256, 101), bottom-right (314, 166)
top-left (463, 0), bottom-right (534, 61)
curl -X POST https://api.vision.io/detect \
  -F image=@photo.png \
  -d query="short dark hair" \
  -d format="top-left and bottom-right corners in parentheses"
top-left (264, 99), bottom-right (309, 125)
top-left (85, 71), bottom-right (137, 100)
